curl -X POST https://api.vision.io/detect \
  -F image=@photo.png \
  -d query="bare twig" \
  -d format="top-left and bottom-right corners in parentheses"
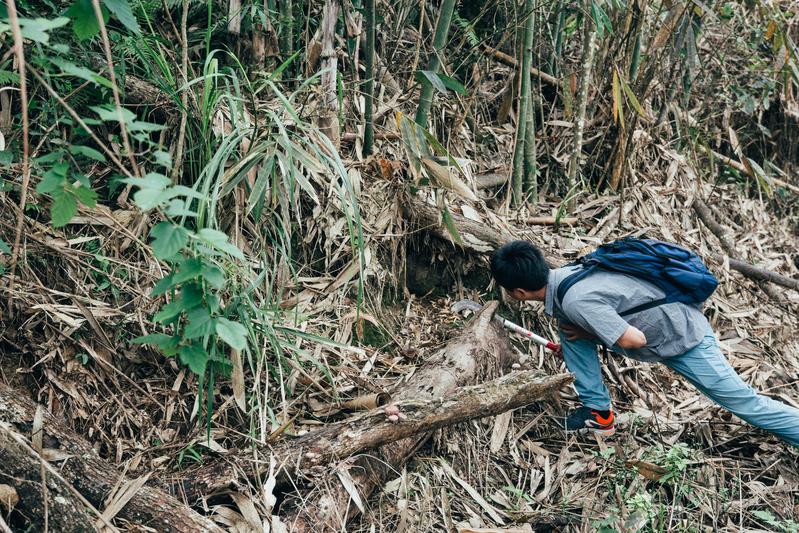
top-left (91, 0), bottom-right (141, 179)
top-left (4, 0), bottom-right (31, 316)
top-left (171, 0), bottom-right (190, 180)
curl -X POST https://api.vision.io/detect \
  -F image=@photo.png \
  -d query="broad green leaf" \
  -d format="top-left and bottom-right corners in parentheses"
top-left (201, 263), bottom-right (225, 289)
top-left (68, 144), bottom-right (107, 162)
top-left (151, 272), bottom-right (177, 296)
top-left (172, 257), bottom-right (204, 284)
top-left (70, 184), bottom-right (97, 207)
top-left (164, 199), bottom-right (197, 218)
top-left (90, 104), bottom-right (136, 123)
top-left (153, 298), bottom-right (186, 323)
top-left (132, 333), bottom-right (173, 346)
top-left (103, 0), bottom-right (141, 34)
top-left (416, 70), bottom-right (448, 94)
top-left (216, 317), bottom-right (247, 351)
top-left (36, 162), bottom-right (69, 194)
top-left (184, 307), bottom-right (214, 339)
top-left (153, 150), bottom-right (172, 168)
top-left (132, 188), bottom-right (177, 210)
top-left (122, 172), bottom-right (170, 190)
top-left (195, 229), bottom-right (245, 260)
top-left (133, 333), bottom-right (180, 356)
top-left (51, 59), bottom-right (112, 88)
top-left (179, 343), bottom-right (208, 375)
top-left (17, 17), bottom-right (70, 44)
top-left (50, 188), bottom-right (78, 227)
top-left (66, 0), bottom-right (107, 40)
top-left (0, 239), bottom-right (10, 254)
top-left (149, 222), bottom-right (189, 260)
top-left (34, 151), bottom-right (65, 164)
top-left (746, 158), bottom-right (773, 198)
top-left (436, 73), bottom-right (467, 94)
top-left (180, 282), bottom-right (205, 309)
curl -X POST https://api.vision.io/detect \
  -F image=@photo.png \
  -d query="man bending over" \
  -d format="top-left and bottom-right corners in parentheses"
top-left (490, 240), bottom-right (799, 446)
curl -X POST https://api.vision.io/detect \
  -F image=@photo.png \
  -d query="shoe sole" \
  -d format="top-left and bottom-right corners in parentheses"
top-left (565, 426), bottom-right (616, 437)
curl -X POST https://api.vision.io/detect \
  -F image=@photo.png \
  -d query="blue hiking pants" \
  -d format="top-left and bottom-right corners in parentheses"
top-left (560, 328), bottom-right (799, 447)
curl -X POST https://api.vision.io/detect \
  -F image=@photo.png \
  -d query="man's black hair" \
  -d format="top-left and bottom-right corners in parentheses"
top-left (490, 240), bottom-right (550, 291)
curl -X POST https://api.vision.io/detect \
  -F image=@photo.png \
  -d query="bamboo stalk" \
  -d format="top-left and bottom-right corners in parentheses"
top-left (523, 0), bottom-right (538, 201)
top-left (512, 0), bottom-right (535, 206)
top-left (278, 0), bottom-right (293, 68)
top-left (415, 0), bottom-right (457, 127)
top-left (363, 0), bottom-right (376, 155)
top-left (565, 0), bottom-right (598, 212)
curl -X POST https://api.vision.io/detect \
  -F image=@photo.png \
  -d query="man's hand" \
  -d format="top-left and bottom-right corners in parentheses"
top-left (560, 323), bottom-right (598, 342)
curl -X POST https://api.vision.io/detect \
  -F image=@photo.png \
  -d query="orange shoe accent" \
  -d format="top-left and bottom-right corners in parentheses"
top-left (591, 411), bottom-right (614, 427)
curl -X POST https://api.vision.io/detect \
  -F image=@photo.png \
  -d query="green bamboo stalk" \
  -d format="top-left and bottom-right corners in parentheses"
top-left (522, 0), bottom-right (537, 202)
top-left (549, 1), bottom-right (565, 78)
top-left (414, 0), bottom-right (457, 127)
top-left (279, 0), bottom-right (293, 65)
top-left (512, 0), bottom-right (535, 206)
top-left (565, 0), bottom-right (598, 212)
top-left (363, 0), bottom-right (376, 155)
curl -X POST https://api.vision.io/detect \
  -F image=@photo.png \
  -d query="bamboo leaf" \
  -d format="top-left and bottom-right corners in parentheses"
top-left (612, 69), bottom-right (624, 128)
top-left (618, 73), bottom-right (649, 122)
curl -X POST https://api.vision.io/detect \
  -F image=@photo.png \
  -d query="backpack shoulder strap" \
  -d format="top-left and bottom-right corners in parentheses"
top-left (556, 264), bottom-right (596, 307)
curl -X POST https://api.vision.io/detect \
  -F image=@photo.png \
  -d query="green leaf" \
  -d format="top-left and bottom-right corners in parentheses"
top-left (195, 229), bottom-right (245, 260)
top-left (180, 282), bottom-right (205, 309)
top-left (0, 239), bottom-right (11, 254)
top-left (184, 307), bottom-right (214, 339)
top-left (201, 263), bottom-right (225, 289)
top-left (132, 333), bottom-right (172, 346)
top-left (216, 317), bottom-right (247, 351)
top-left (164, 199), bottom-right (197, 218)
top-left (151, 272), bottom-right (177, 296)
top-left (50, 59), bottom-right (112, 88)
top-left (69, 144), bottom-right (107, 162)
top-left (149, 222), bottom-right (189, 260)
top-left (153, 298), bottom-right (186, 323)
top-left (440, 205), bottom-right (462, 245)
top-left (36, 162), bottom-right (69, 194)
top-left (70, 184), bottom-right (97, 207)
top-left (179, 343), bottom-right (208, 375)
top-left (153, 150), bottom-right (172, 168)
top-left (172, 257), bottom-right (204, 284)
top-left (50, 188), bottom-right (78, 227)
top-left (416, 70), bottom-right (448, 94)
top-left (66, 0), bottom-right (108, 40)
top-left (17, 17), bottom-right (70, 44)
top-left (34, 151), bottom-right (66, 164)
top-left (103, 0), bottom-right (141, 34)
top-left (90, 104), bottom-right (136, 123)
top-left (618, 73), bottom-right (649, 121)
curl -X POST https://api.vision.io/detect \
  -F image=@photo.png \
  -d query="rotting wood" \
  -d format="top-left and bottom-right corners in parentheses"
top-left (175, 368), bottom-right (571, 502)
top-left (283, 302), bottom-right (530, 530)
top-left (0, 383), bottom-right (224, 533)
top-left (0, 425), bottom-right (100, 532)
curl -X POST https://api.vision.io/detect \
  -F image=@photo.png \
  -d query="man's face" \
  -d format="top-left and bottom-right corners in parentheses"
top-left (505, 287), bottom-right (546, 302)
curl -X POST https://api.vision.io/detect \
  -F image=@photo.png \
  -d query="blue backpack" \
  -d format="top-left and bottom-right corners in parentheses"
top-left (557, 237), bottom-right (718, 317)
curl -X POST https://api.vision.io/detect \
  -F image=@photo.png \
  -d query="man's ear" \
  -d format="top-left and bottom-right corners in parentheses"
top-left (509, 288), bottom-right (526, 300)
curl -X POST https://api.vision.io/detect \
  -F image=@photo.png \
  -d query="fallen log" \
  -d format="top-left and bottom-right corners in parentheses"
top-left (481, 45), bottom-right (561, 88)
top-left (177, 368), bottom-right (571, 501)
top-left (0, 382), bottom-right (224, 533)
top-left (527, 216), bottom-right (579, 226)
top-left (474, 172), bottom-right (509, 189)
top-left (692, 199), bottom-right (783, 299)
top-left (0, 424), bottom-right (100, 532)
top-left (709, 254), bottom-right (799, 292)
top-left (283, 303), bottom-right (562, 530)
